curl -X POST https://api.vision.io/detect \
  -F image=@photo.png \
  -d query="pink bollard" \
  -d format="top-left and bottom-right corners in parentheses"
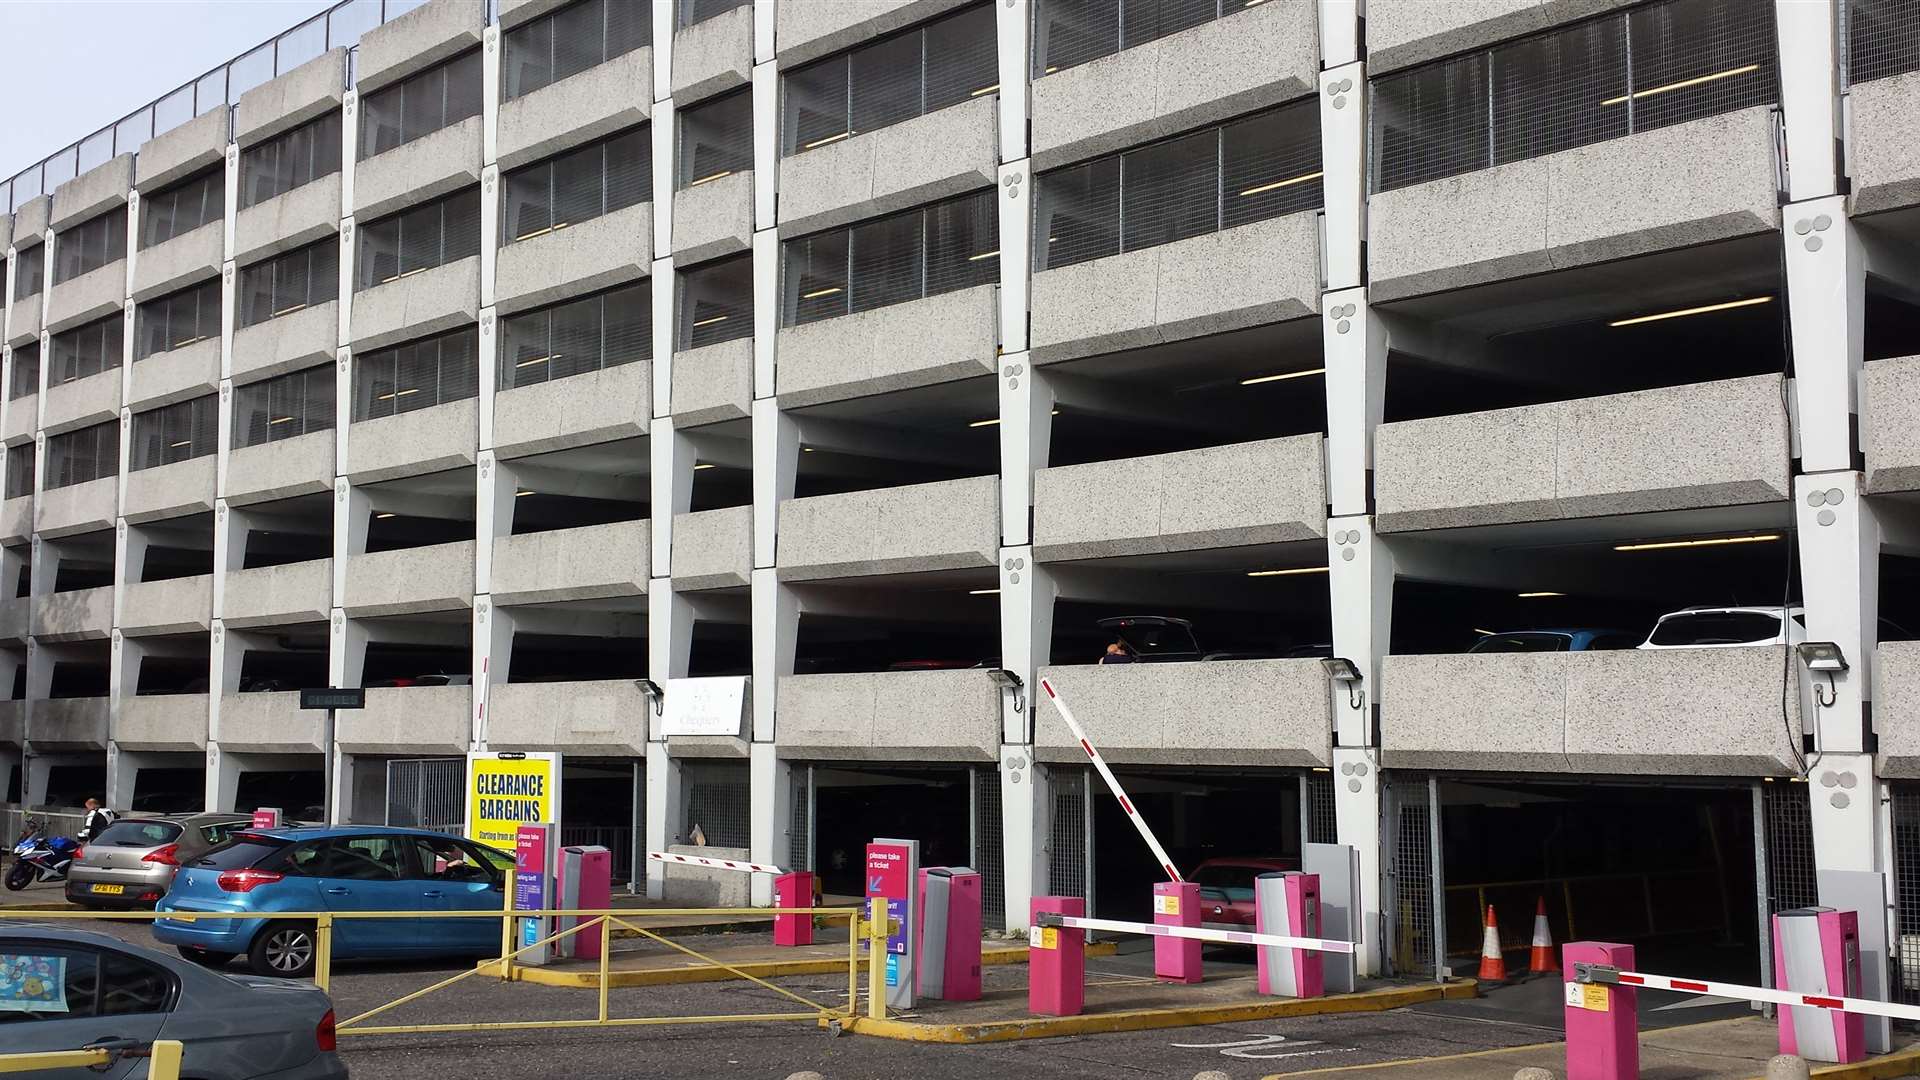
top-left (1028, 896), bottom-right (1085, 1017)
top-left (1774, 908), bottom-right (1865, 1064)
top-left (1563, 942), bottom-right (1638, 1080)
top-left (1154, 881), bottom-right (1203, 984)
top-left (773, 871), bottom-right (814, 947)
top-left (1255, 871), bottom-right (1324, 998)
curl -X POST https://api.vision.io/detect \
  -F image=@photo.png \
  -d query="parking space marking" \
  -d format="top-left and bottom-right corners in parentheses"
top-left (1172, 1033), bottom-right (1357, 1061)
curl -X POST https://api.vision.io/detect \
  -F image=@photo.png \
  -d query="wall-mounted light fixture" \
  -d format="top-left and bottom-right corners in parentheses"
top-left (1796, 642), bottom-right (1848, 708)
top-left (637, 678), bottom-right (665, 716)
top-left (986, 668), bottom-right (1025, 713)
top-left (1321, 656), bottom-right (1364, 711)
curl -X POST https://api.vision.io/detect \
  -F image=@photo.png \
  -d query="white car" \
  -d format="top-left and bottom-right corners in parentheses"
top-left (1637, 605), bottom-right (1807, 649)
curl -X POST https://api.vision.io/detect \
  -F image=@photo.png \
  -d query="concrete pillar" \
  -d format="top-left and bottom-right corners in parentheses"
top-left (644, 739), bottom-right (681, 899)
top-left (749, 740), bottom-right (789, 905)
top-left (1774, 0), bottom-right (1842, 204)
top-left (1783, 197), bottom-right (1864, 476)
top-left (1327, 513), bottom-right (1389, 976)
top-left (997, 550), bottom-right (1054, 930)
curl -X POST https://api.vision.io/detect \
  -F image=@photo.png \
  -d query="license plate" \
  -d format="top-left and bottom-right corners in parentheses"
top-left (90, 884), bottom-right (125, 895)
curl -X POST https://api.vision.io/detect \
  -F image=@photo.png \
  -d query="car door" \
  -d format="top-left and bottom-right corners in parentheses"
top-left (312, 835), bottom-right (426, 955)
top-left (0, 939), bottom-right (174, 1079)
top-left (406, 836), bottom-right (509, 951)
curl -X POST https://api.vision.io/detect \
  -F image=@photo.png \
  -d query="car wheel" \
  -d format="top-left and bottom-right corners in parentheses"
top-left (248, 920), bottom-right (317, 978)
top-left (177, 946), bottom-right (236, 968)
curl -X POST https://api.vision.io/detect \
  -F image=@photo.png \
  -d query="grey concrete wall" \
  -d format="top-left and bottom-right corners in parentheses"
top-left (30, 697), bottom-right (108, 751)
top-left (32, 585), bottom-right (112, 641)
top-left (660, 844), bottom-right (751, 905)
top-left (488, 680), bottom-right (647, 755)
top-left (37, 477), bottom-right (116, 539)
top-left (774, 0), bottom-right (973, 68)
top-left (345, 397), bottom-right (477, 483)
top-left (493, 202), bottom-right (650, 314)
top-left (343, 539), bottom-right (475, 615)
top-left (218, 691), bottom-right (321, 753)
top-left (224, 558), bottom-right (333, 628)
top-left (124, 454), bottom-right (216, 523)
top-left (234, 178), bottom-right (340, 266)
top-left (1383, 648), bottom-right (1800, 774)
top-left (671, 170), bottom-right (752, 265)
top-left (669, 338), bottom-right (752, 427)
top-left (356, 0), bottom-right (485, 94)
top-left (775, 284), bottom-right (996, 407)
top-left (7, 292), bottom-right (43, 347)
top-left (232, 300), bottom-right (338, 384)
top-left (13, 196), bottom-right (49, 245)
top-left (491, 520), bottom-right (649, 605)
top-left (1031, 0), bottom-right (1317, 170)
top-left (128, 337), bottom-right (220, 412)
top-left (1369, 106), bottom-right (1780, 302)
top-left (135, 108), bottom-right (230, 194)
top-left (352, 116), bottom-right (483, 221)
top-left (498, 0), bottom-right (570, 28)
top-left (776, 669), bottom-right (999, 761)
top-left (492, 360), bottom-right (649, 457)
top-left (0, 211), bottom-right (13, 251)
top-left (337, 686), bottom-right (469, 753)
top-left (1034, 659), bottom-right (1330, 766)
top-left (1031, 212), bottom-right (1318, 363)
top-left (52, 155), bottom-right (132, 231)
top-left (1034, 434), bottom-right (1327, 560)
top-left (0, 495), bottom-right (30, 544)
top-left (776, 475), bottom-right (997, 581)
top-left (121, 575), bottom-right (213, 636)
top-left (0, 702), bottom-right (20, 748)
top-left (46, 262), bottom-right (128, 334)
top-left (1, 398), bottom-right (32, 443)
top-left (671, 506), bottom-right (751, 590)
top-left (42, 369), bottom-right (122, 435)
top-left (671, 4), bottom-right (752, 103)
top-left (227, 424), bottom-right (337, 503)
top-left (132, 221), bottom-right (222, 303)
top-left (778, 98), bottom-right (996, 237)
top-left (236, 48), bottom-right (348, 147)
top-left (347, 255), bottom-right (480, 352)
top-left (1867, 356), bottom-right (1920, 493)
top-left (0, 603), bottom-right (25, 642)
top-left (497, 48), bottom-right (651, 169)
top-left (1877, 641), bottom-right (1920, 777)
top-left (1375, 374), bottom-right (1791, 532)
top-left (1366, 0), bottom-right (1638, 76)
top-left (116, 694), bottom-right (210, 752)
top-left (1851, 71), bottom-right (1920, 215)
top-left (226, 429), bottom-right (335, 506)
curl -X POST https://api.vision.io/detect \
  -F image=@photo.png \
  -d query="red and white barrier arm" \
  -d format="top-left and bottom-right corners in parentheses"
top-left (1038, 676), bottom-right (1184, 882)
top-left (1039, 912), bottom-right (1356, 954)
top-left (646, 851), bottom-right (786, 875)
top-left (1578, 965), bottom-right (1920, 1023)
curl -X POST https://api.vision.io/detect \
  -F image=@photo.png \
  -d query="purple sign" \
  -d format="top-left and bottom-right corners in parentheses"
top-left (515, 825), bottom-right (548, 920)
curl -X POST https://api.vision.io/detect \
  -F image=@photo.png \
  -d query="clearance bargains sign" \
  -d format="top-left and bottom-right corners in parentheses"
top-left (465, 752), bottom-right (563, 853)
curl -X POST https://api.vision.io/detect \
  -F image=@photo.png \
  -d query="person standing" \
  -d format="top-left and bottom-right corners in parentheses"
top-left (77, 798), bottom-right (115, 842)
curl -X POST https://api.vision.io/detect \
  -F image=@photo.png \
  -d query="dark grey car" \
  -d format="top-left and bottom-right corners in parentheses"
top-left (0, 924), bottom-right (346, 1079)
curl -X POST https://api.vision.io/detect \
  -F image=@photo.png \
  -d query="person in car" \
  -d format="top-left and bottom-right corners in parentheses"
top-left (1099, 641), bottom-right (1137, 665)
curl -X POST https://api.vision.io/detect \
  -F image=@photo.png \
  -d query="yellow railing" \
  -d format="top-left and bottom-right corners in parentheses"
top-left (0, 1040), bottom-right (182, 1076)
top-left (0, 901), bottom-right (897, 1039)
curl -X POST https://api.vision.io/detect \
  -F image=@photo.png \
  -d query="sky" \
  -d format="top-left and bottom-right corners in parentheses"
top-left (0, 1), bottom-right (334, 186)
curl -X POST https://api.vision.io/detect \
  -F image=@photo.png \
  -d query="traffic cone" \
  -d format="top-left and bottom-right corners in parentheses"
top-left (1529, 896), bottom-right (1558, 974)
top-left (1477, 904), bottom-right (1507, 981)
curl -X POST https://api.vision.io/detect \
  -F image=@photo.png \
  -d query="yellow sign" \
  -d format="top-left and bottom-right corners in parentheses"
top-left (466, 753), bottom-right (560, 852)
top-left (1028, 926), bottom-right (1059, 950)
top-left (1154, 893), bottom-right (1181, 917)
top-left (1565, 982), bottom-right (1609, 1012)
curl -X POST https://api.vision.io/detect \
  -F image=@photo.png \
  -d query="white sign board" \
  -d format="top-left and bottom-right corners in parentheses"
top-left (661, 676), bottom-right (749, 737)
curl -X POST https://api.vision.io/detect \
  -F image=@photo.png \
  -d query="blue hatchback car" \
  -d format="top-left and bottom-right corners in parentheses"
top-left (154, 826), bottom-right (515, 978)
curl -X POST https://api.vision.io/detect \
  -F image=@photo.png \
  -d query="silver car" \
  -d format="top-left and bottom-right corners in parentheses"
top-left (0, 924), bottom-right (346, 1079)
top-left (66, 815), bottom-right (260, 910)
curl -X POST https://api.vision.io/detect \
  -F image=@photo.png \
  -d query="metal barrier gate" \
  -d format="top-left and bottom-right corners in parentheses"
top-left (1385, 775), bottom-right (1442, 978)
top-left (384, 757), bottom-right (464, 833)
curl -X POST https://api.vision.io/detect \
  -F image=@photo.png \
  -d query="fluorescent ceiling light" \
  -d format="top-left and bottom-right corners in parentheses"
top-left (693, 463), bottom-right (716, 470)
top-left (515, 489), bottom-right (535, 497)
top-left (375, 512), bottom-right (396, 519)
top-left (514, 355), bottom-right (550, 368)
top-left (967, 250), bottom-right (999, 262)
top-left (1608, 295), bottom-right (1772, 327)
top-left (1247, 566), bottom-right (1330, 578)
top-left (375, 387), bottom-right (420, 401)
top-left (1517, 591), bottom-right (1563, 598)
top-left (1238, 171), bottom-right (1323, 197)
top-left (1613, 533), bottom-right (1781, 552)
top-left (802, 286), bottom-right (843, 299)
top-left (691, 315), bottom-right (729, 327)
top-left (968, 409), bottom-right (1060, 428)
top-left (268, 416), bottom-right (296, 425)
top-left (1600, 63), bottom-right (1759, 106)
top-left (169, 440), bottom-right (192, 448)
top-left (801, 447), bottom-right (815, 453)
top-left (968, 588), bottom-right (1000, 595)
top-left (804, 132), bottom-right (853, 149)
top-left (1240, 367), bottom-right (1325, 386)
top-left (689, 170), bottom-right (734, 187)
top-left (1472, 628), bottom-right (1496, 636)
top-left (969, 84), bottom-right (1000, 97)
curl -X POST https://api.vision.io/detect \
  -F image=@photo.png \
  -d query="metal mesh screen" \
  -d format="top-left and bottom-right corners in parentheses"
top-left (500, 126), bottom-right (650, 245)
top-left (137, 279), bottom-right (221, 360)
top-left (976, 766), bottom-right (1006, 928)
top-left (1371, 0), bottom-right (1779, 193)
top-left (240, 112), bottom-right (343, 210)
top-left (352, 326), bottom-right (479, 421)
top-left (1851, 0), bottom-right (1920, 84)
top-left (130, 394), bottom-right (218, 471)
top-left (1763, 779), bottom-right (1820, 914)
top-left (1893, 782), bottom-right (1920, 1001)
top-left (502, 0), bottom-right (650, 101)
top-left (238, 240), bottom-right (339, 329)
top-left (50, 314), bottom-right (123, 387)
top-left (5, 444), bottom-right (33, 500)
top-left (7, 343), bottom-right (37, 401)
top-left (683, 760), bottom-right (751, 849)
top-left (45, 420), bottom-right (120, 490)
top-left (140, 167), bottom-right (224, 250)
top-left (781, 187), bottom-right (997, 326)
top-left (679, 89), bottom-right (754, 189)
top-left (54, 207), bottom-right (127, 285)
top-left (13, 243), bottom-right (43, 302)
top-left (789, 764), bottom-right (812, 873)
top-left (357, 187), bottom-right (481, 291)
top-left (359, 48), bottom-right (482, 158)
top-left (781, 3), bottom-right (998, 156)
top-left (1048, 766), bottom-right (1090, 907)
top-left (1389, 782), bottom-right (1437, 977)
top-left (233, 365), bottom-right (336, 449)
top-left (385, 757), bottom-right (466, 833)
top-left (497, 282), bottom-right (650, 389)
top-left (1307, 769), bottom-right (1338, 845)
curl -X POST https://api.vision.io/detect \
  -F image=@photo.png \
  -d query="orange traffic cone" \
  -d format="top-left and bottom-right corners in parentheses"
top-left (1477, 904), bottom-right (1507, 981)
top-left (1529, 896), bottom-right (1558, 974)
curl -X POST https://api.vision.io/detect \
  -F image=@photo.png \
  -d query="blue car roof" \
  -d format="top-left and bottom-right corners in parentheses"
top-left (243, 825), bottom-right (462, 841)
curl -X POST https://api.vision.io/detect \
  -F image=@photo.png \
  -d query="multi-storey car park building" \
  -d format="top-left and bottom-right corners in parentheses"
top-left (9, 0), bottom-right (1920, 988)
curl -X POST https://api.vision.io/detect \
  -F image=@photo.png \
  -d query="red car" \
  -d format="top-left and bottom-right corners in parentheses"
top-left (1190, 857), bottom-right (1297, 929)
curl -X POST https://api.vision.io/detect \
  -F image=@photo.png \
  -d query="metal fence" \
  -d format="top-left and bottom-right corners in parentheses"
top-left (683, 761), bottom-right (751, 849)
top-left (1890, 783), bottom-right (1920, 1001)
top-left (975, 765), bottom-right (1006, 929)
top-left (1047, 765), bottom-right (1090, 912)
top-left (788, 764), bottom-right (812, 873)
top-left (1386, 777), bottom-right (1440, 978)
top-left (384, 757), bottom-right (464, 833)
top-left (1305, 769), bottom-right (1338, 846)
top-left (560, 824), bottom-right (635, 882)
top-left (1850, 0), bottom-right (1920, 86)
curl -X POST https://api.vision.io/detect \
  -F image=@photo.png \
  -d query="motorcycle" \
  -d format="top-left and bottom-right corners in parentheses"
top-left (5, 818), bottom-right (80, 891)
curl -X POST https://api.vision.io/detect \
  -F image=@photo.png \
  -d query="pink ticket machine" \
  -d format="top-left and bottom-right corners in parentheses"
top-left (1255, 871), bottom-right (1324, 999)
top-left (1774, 907), bottom-right (1865, 1064)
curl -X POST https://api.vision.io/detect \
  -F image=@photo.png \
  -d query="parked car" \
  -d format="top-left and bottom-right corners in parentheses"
top-left (155, 826), bottom-right (515, 978)
top-left (1470, 629), bottom-right (1640, 653)
top-left (66, 815), bottom-right (269, 910)
top-left (0, 923), bottom-right (345, 1080)
top-left (1189, 856), bottom-right (1298, 930)
top-left (1637, 605), bottom-right (1807, 649)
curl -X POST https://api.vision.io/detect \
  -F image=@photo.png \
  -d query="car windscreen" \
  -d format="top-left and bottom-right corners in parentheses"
top-left (188, 836), bottom-right (291, 869)
top-left (1469, 633), bottom-right (1570, 653)
top-left (92, 821), bottom-right (184, 847)
top-left (1647, 612), bottom-right (1781, 646)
